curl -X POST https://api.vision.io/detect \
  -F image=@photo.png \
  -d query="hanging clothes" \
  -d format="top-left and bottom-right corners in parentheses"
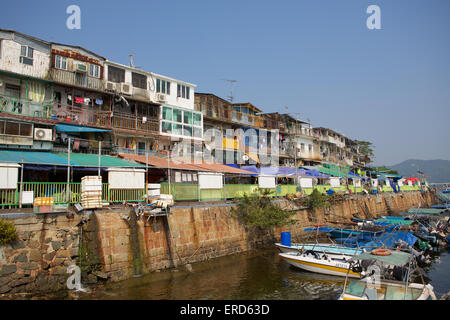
top-left (74, 97), bottom-right (84, 104)
top-left (73, 138), bottom-right (80, 151)
top-left (27, 80), bottom-right (46, 103)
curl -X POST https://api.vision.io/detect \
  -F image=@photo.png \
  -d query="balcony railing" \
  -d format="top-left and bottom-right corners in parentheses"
top-left (50, 69), bottom-right (104, 91)
top-left (111, 112), bottom-right (159, 133)
top-left (232, 111), bottom-right (264, 127)
top-left (0, 95), bottom-right (52, 119)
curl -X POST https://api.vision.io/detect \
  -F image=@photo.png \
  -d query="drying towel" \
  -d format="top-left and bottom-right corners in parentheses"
top-left (74, 97), bottom-right (84, 104)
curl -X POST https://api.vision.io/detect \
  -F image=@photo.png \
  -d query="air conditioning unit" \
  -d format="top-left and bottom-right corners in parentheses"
top-left (105, 82), bottom-right (116, 91)
top-left (74, 63), bottom-right (87, 73)
top-left (121, 83), bottom-right (132, 95)
top-left (34, 128), bottom-right (53, 141)
top-left (157, 93), bottom-right (166, 102)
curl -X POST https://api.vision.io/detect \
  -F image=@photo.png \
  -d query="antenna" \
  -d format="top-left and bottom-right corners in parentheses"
top-left (221, 79), bottom-right (237, 102)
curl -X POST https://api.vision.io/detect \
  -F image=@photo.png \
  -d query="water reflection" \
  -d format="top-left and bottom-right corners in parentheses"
top-left (14, 246), bottom-right (449, 300)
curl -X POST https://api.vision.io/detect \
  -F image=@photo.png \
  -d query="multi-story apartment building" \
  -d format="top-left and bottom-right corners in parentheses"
top-left (0, 29), bottom-right (199, 158)
top-left (262, 113), bottom-right (321, 168)
top-left (195, 93), bottom-right (272, 165)
top-left (0, 30), bottom-right (55, 152)
top-left (314, 127), bottom-right (358, 167)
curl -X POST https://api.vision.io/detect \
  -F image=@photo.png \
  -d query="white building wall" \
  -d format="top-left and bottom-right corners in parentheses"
top-left (103, 61), bottom-right (195, 110)
top-left (0, 38), bottom-right (50, 79)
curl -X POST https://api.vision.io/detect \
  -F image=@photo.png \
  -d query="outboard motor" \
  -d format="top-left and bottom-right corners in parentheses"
top-left (393, 266), bottom-right (408, 281)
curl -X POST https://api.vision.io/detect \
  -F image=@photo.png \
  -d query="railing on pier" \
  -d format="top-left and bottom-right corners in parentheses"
top-left (0, 182), bottom-right (422, 208)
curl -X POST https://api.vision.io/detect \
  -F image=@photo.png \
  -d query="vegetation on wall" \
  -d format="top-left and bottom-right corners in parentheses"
top-left (0, 219), bottom-right (18, 245)
top-left (231, 189), bottom-right (297, 229)
top-left (295, 189), bottom-right (332, 209)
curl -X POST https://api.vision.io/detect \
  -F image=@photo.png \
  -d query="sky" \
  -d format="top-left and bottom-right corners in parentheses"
top-left (2, 0), bottom-right (449, 166)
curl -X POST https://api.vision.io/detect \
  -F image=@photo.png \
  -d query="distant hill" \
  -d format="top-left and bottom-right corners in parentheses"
top-left (388, 159), bottom-right (450, 183)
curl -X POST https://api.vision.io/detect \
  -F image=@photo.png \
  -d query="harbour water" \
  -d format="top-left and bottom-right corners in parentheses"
top-left (49, 245), bottom-right (449, 300)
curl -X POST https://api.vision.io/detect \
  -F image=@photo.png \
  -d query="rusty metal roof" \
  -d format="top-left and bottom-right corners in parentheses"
top-left (118, 153), bottom-right (254, 174)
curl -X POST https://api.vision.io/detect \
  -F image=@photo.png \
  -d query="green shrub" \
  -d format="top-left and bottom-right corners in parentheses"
top-left (231, 189), bottom-right (297, 229)
top-left (0, 219), bottom-right (18, 245)
top-left (304, 189), bottom-right (331, 209)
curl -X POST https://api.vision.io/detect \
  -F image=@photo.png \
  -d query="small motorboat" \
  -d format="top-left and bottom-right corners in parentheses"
top-left (279, 250), bottom-right (361, 278)
top-left (339, 249), bottom-right (437, 300)
top-left (275, 242), bottom-right (365, 257)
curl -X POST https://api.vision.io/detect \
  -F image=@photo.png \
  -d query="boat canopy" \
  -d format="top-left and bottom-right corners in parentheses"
top-left (351, 250), bottom-right (412, 266)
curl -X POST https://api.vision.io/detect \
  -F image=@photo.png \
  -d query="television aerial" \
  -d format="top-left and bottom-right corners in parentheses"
top-left (221, 79), bottom-right (237, 102)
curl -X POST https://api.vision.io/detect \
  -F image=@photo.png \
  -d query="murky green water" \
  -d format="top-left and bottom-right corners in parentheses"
top-left (51, 246), bottom-right (448, 300)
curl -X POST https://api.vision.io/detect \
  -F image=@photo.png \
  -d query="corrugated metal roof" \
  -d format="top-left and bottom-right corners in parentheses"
top-left (0, 150), bottom-right (144, 168)
top-left (56, 153), bottom-right (145, 168)
top-left (0, 150), bottom-right (75, 166)
top-left (119, 153), bottom-right (254, 174)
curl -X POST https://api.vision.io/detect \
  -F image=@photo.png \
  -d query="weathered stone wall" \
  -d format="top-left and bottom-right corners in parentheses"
top-left (0, 191), bottom-right (436, 294)
top-left (92, 191), bottom-right (435, 282)
top-left (0, 213), bottom-right (81, 294)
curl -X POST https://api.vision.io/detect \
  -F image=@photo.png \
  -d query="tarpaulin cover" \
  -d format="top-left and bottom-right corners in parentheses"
top-left (55, 124), bottom-right (111, 133)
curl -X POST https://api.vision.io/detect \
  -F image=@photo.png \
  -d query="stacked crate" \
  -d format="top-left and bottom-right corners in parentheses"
top-left (81, 176), bottom-right (102, 209)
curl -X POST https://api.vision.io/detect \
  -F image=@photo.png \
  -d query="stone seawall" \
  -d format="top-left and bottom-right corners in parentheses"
top-left (0, 191), bottom-right (436, 295)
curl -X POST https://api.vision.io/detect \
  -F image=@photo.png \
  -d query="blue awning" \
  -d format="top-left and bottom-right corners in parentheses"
top-left (55, 124), bottom-right (111, 133)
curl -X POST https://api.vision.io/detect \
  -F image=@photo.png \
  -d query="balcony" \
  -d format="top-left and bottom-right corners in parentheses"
top-left (52, 103), bottom-right (159, 134)
top-left (111, 112), bottom-right (159, 134)
top-left (232, 111), bottom-right (264, 128)
top-left (0, 95), bottom-right (52, 119)
top-left (49, 69), bottom-right (104, 91)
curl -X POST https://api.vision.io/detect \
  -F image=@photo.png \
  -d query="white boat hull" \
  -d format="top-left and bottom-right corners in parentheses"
top-left (275, 243), bottom-right (364, 258)
top-left (279, 252), bottom-right (361, 278)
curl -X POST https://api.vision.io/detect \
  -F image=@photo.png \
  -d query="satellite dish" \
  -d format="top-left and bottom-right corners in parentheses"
top-left (242, 155), bottom-right (249, 161)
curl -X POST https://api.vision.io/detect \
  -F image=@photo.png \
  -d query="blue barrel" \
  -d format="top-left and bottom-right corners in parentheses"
top-left (281, 232), bottom-right (291, 247)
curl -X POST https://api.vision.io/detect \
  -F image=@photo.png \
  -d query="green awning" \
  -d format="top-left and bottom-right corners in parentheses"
top-left (0, 150), bottom-right (75, 166)
top-left (0, 150), bottom-right (144, 168)
top-left (55, 153), bottom-right (145, 168)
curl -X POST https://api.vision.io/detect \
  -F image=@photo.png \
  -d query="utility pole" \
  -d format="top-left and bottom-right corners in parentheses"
top-left (67, 138), bottom-right (71, 203)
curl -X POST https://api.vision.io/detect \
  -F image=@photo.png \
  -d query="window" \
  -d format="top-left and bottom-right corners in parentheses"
top-left (173, 109), bottom-right (182, 122)
top-left (55, 55), bottom-right (67, 70)
top-left (183, 125), bottom-right (192, 137)
top-left (0, 120), bottom-right (32, 137)
top-left (160, 106), bottom-right (202, 139)
top-left (162, 106), bottom-right (172, 121)
top-left (183, 111), bottom-right (192, 124)
top-left (193, 113), bottom-right (202, 126)
top-left (132, 72), bottom-right (147, 89)
top-left (108, 65), bottom-right (125, 83)
top-left (177, 84), bottom-right (191, 99)
top-left (156, 79), bottom-right (170, 94)
top-left (173, 123), bottom-right (182, 136)
top-left (20, 46), bottom-right (33, 65)
top-left (161, 121), bottom-right (172, 133)
top-left (89, 64), bottom-right (100, 78)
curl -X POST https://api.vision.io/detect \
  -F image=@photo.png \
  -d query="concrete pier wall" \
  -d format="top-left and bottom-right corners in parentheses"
top-left (0, 191), bottom-right (435, 294)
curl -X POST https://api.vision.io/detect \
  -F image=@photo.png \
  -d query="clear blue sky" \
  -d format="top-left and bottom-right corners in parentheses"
top-left (2, 0), bottom-right (449, 166)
